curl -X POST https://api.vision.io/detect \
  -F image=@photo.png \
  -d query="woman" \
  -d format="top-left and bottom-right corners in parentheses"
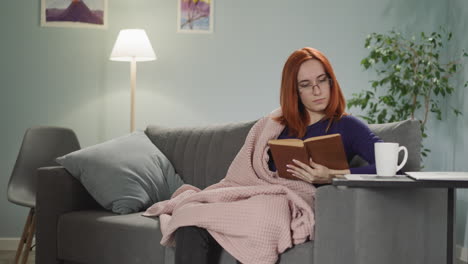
top-left (271, 47), bottom-right (381, 184)
top-left (163, 47), bottom-right (381, 264)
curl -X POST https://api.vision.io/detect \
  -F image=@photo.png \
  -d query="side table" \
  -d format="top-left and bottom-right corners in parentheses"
top-left (333, 175), bottom-right (468, 264)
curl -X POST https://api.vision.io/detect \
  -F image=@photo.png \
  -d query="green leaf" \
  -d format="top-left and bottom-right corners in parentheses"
top-left (377, 109), bottom-right (387, 123)
top-left (361, 58), bottom-right (371, 69)
top-left (361, 116), bottom-right (375, 123)
top-left (365, 36), bottom-right (371, 48)
top-left (451, 64), bottom-right (457, 72)
top-left (380, 95), bottom-right (396, 106)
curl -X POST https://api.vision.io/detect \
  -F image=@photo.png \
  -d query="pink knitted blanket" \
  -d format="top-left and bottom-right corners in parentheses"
top-left (143, 113), bottom-right (316, 264)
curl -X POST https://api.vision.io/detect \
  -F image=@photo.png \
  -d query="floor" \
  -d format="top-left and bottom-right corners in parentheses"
top-left (0, 251), bottom-right (35, 264)
top-left (1, 250), bottom-right (467, 264)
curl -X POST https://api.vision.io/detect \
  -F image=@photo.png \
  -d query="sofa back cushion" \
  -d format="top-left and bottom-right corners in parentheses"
top-left (349, 119), bottom-right (422, 172)
top-left (145, 121), bottom-right (257, 189)
top-left (146, 118), bottom-right (421, 189)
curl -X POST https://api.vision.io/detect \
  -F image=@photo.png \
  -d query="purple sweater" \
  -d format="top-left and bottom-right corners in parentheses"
top-left (268, 115), bottom-right (382, 174)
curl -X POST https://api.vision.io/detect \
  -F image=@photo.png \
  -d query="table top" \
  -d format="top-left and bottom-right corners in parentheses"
top-left (332, 175), bottom-right (468, 188)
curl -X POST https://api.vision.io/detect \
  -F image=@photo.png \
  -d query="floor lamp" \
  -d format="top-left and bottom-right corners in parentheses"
top-left (110, 29), bottom-right (156, 132)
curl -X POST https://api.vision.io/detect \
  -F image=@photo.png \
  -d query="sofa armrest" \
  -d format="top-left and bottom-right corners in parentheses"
top-left (313, 185), bottom-right (447, 264)
top-left (36, 166), bottom-right (102, 264)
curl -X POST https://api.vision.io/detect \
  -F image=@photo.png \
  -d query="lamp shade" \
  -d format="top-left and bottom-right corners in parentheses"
top-left (110, 29), bottom-right (156, 62)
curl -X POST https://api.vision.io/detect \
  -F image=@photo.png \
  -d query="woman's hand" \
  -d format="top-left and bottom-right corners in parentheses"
top-left (286, 158), bottom-right (331, 183)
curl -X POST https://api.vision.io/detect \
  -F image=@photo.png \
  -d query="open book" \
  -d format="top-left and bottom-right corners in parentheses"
top-left (268, 133), bottom-right (349, 180)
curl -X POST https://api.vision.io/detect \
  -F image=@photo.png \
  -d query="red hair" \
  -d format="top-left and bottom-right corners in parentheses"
top-left (275, 47), bottom-right (347, 137)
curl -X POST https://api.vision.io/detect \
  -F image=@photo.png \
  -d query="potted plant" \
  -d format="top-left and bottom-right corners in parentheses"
top-left (348, 27), bottom-right (467, 157)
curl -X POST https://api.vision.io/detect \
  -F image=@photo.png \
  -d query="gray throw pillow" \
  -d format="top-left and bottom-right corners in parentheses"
top-left (56, 131), bottom-right (184, 214)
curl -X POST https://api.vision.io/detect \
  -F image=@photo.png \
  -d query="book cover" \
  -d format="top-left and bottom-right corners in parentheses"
top-left (268, 134), bottom-right (349, 180)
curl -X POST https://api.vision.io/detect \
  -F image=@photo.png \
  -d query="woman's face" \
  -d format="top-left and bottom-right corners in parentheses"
top-left (296, 59), bottom-right (331, 117)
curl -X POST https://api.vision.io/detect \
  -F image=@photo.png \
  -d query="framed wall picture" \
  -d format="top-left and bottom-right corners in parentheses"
top-left (41, 0), bottom-right (108, 29)
top-left (177, 0), bottom-right (214, 33)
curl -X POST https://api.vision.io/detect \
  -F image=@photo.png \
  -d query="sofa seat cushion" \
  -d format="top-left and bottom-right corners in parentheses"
top-left (162, 239), bottom-right (314, 264)
top-left (277, 240), bottom-right (314, 263)
top-left (58, 210), bottom-right (165, 264)
top-left (57, 210), bottom-right (314, 264)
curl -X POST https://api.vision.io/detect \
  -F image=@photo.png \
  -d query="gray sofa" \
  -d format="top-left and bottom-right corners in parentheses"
top-left (36, 119), bottom-right (447, 264)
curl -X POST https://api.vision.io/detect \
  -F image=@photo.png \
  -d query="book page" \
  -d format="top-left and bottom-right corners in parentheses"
top-left (405, 171), bottom-right (468, 180)
top-left (268, 139), bottom-right (304, 147)
top-left (303, 133), bottom-right (339, 142)
top-left (344, 174), bottom-right (408, 181)
top-left (304, 134), bottom-right (349, 170)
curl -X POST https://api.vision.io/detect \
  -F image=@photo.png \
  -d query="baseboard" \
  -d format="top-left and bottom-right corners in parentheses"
top-left (0, 238), bottom-right (35, 251)
top-left (457, 244), bottom-right (468, 264)
top-left (0, 238), bottom-right (19, 251)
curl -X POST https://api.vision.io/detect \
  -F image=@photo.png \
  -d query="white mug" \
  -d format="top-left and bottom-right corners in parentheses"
top-left (374, 142), bottom-right (408, 176)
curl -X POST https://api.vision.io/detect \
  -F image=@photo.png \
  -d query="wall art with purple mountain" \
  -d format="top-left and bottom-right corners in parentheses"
top-left (42, 0), bottom-right (106, 28)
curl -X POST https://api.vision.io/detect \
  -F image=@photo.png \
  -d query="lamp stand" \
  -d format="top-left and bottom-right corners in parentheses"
top-left (130, 58), bottom-right (137, 132)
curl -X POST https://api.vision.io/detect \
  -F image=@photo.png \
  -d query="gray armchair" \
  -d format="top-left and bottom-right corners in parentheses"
top-left (7, 127), bottom-right (80, 264)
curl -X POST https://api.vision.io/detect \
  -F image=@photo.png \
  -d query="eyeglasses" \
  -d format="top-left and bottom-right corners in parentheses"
top-left (297, 75), bottom-right (331, 93)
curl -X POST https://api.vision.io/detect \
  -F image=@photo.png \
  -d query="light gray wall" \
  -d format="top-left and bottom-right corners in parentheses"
top-left (447, 0), bottom-right (468, 249)
top-left (1, 0), bottom-right (465, 248)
